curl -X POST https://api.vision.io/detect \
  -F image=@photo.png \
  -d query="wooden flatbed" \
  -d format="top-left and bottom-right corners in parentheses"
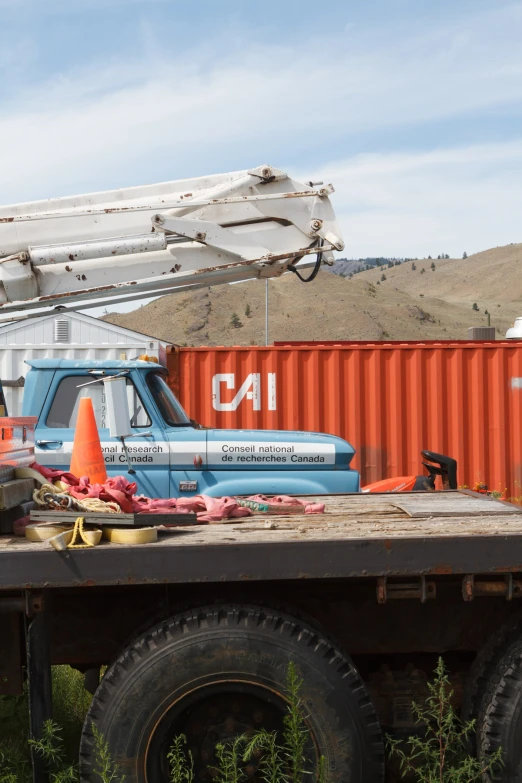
top-left (5, 490), bottom-right (522, 782)
top-left (2, 491), bottom-right (522, 589)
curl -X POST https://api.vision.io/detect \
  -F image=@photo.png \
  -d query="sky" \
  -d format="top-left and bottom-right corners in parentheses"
top-left (1, 0), bottom-right (521, 268)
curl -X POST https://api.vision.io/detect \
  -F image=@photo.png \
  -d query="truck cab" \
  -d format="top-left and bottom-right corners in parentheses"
top-left (23, 359), bottom-right (360, 497)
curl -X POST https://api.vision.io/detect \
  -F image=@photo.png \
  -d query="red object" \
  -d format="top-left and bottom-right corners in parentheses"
top-left (167, 341), bottom-right (521, 500)
top-left (362, 476), bottom-right (417, 493)
top-left (29, 465), bottom-right (324, 523)
top-left (13, 516), bottom-right (31, 537)
top-left (69, 398), bottom-right (107, 485)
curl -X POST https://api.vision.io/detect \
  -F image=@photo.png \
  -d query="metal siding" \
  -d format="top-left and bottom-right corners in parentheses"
top-left (168, 342), bottom-right (522, 500)
top-left (0, 312), bottom-right (168, 416)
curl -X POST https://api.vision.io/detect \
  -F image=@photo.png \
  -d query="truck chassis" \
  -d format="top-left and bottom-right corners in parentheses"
top-left (3, 490), bottom-right (522, 782)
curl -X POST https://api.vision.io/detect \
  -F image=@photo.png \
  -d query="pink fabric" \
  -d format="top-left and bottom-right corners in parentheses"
top-left (29, 464), bottom-right (325, 522)
top-left (133, 494), bottom-right (251, 523)
top-left (247, 494), bottom-right (326, 515)
top-left (14, 516), bottom-right (31, 536)
top-left (69, 476), bottom-right (138, 514)
top-left (31, 463), bottom-right (80, 486)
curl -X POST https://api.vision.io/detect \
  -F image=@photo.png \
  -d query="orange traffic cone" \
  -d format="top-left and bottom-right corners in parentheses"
top-left (70, 397), bottom-right (107, 484)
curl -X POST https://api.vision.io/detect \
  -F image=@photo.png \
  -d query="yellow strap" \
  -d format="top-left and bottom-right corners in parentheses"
top-left (68, 517), bottom-right (95, 549)
top-left (102, 526), bottom-right (157, 545)
top-left (14, 467), bottom-right (48, 486)
top-left (26, 523), bottom-right (68, 541)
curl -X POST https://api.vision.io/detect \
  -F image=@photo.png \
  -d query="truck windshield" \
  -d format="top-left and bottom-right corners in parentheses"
top-left (147, 372), bottom-right (191, 427)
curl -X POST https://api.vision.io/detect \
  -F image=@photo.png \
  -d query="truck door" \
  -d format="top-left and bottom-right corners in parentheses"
top-left (143, 371), bottom-right (207, 498)
top-left (35, 370), bottom-right (169, 498)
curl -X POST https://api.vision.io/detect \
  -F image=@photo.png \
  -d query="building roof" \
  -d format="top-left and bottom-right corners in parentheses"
top-left (0, 310), bottom-right (169, 347)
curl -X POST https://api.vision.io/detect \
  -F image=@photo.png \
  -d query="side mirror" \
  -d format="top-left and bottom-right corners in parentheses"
top-left (103, 378), bottom-right (135, 474)
top-left (103, 377), bottom-right (132, 438)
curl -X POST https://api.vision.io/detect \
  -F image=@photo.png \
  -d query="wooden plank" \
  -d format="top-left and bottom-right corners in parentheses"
top-left (0, 479), bottom-right (35, 510)
top-left (7, 512), bottom-right (522, 560)
top-left (392, 496), bottom-right (521, 518)
top-left (0, 501), bottom-right (35, 534)
top-left (29, 510), bottom-right (198, 527)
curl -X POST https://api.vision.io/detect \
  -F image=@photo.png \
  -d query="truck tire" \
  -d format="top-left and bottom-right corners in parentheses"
top-left (478, 632), bottom-right (522, 781)
top-left (79, 604), bottom-right (384, 783)
top-left (462, 612), bottom-right (522, 728)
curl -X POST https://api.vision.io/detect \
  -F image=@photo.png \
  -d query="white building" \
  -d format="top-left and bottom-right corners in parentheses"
top-left (0, 312), bottom-right (168, 415)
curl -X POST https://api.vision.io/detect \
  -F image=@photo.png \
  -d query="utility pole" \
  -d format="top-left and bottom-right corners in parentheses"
top-left (265, 279), bottom-right (269, 346)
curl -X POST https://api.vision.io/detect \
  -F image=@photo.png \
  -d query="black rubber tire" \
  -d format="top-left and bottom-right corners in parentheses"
top-left (79, 604), bottom-right (384, 783)
top-left (462, 612), bottom-right (522, 728)
top-left (478, 632), bottom-right (522, 781)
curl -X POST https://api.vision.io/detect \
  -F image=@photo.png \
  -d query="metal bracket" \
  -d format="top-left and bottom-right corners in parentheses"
top-left (154, 216), bottom-right (272, 261)
top-left (462, 574), bottom-right (520, 601)
top-left (0, 592), bottom-right (43, 616)
top-left (377, 576), bottom-right (436, 604)
top-left (1, 376), bottom-right (25, 388)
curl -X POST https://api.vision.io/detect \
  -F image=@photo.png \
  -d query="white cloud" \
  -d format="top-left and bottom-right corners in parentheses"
top-left (305, 140), bottom-right (522, 257)
top-left (0, 2), bottom-right (521, 262)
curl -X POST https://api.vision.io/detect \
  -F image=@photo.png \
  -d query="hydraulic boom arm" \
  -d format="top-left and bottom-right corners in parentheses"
top-left (0, 165), bottom-right (344, 321)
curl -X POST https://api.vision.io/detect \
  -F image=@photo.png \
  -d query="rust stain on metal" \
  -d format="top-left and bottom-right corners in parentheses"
top-left (0, 217), bottom-right (14, 223)
top-left (194, 259), bottom-right (256, 275)
top-left (190, 248), bottom-right (317, 277)
top-left (430, 564), bottom-right (453, 575)
top-left (384, 540), bottom-right (392, 551)
top-left (37, 278), bottom-right (141, 302)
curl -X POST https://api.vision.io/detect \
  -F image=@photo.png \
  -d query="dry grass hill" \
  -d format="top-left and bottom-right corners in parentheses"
top-left (103, 243), bottom-right (522, 345)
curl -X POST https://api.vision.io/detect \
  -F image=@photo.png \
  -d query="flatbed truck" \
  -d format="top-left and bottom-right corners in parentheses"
top-left (4, 168), bottom-right (522, 782)
top-left (3, 491), bottom-right (522, 781)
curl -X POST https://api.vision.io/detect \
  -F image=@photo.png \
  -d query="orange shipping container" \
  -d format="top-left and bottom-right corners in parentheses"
top-left (166, 341), bottom-right (522, 499)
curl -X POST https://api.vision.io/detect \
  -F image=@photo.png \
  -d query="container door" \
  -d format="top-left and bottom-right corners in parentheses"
top-left (35, 370), bottom-right (169, 498)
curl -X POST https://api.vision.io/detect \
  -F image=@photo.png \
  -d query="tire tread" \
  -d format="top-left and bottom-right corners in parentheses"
top-left (80, 603), bottom-right (384, 782)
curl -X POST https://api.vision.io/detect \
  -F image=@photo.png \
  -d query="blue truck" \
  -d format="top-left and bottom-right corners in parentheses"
top-left (23, 358), bottom-right (361, 497)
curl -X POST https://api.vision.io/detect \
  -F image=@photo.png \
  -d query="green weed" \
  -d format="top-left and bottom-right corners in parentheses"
top-left (168, 735), bottom-right (194, 783)
top-left (243, 730), bottom-right (286, 783)
top-left (0, 665), bottom-right (91, 783)
top-left (282, 663), bottom-right (308, 783)
top-left (168, 663), bottom-right (326, 783)
top-left (213, 736), bottom-right (246, 783)
top-left (29, 720), bottom-right (79, 783)
top-left (90, 723), bottom-right (126, 783)
top-left (386, 657), bottom-right (503, 782)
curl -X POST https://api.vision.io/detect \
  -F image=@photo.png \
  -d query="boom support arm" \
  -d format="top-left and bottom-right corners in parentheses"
top-left (0, 165), bottom-right (344, 321)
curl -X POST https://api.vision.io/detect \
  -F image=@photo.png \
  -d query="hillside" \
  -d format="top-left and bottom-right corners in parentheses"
top-left (354, 244), bottom-right (522, 305)
top-left (103, 244), bottom-right (522, 345)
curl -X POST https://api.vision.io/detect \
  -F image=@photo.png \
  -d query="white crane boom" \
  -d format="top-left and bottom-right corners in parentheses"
top-left (0, 165), bottom-right (344, 321)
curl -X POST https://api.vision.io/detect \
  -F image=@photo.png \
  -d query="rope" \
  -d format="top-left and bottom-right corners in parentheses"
top-left (33, 483), bottom-right (73, 509)
top-left (74, 497), bottom-right (121, 514)
top-left (67, 517), bottom-right (97, 549)
top-left (32, 483), bottom-right (120, 514)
